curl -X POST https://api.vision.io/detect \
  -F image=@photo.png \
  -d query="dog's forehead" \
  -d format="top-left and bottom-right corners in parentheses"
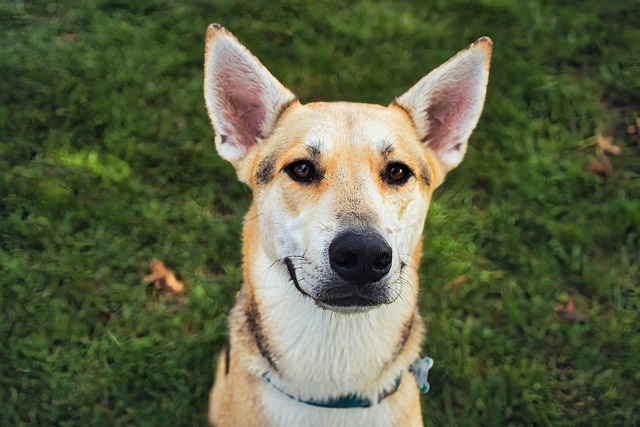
top-left (275, 102), bottom-right (417, 154)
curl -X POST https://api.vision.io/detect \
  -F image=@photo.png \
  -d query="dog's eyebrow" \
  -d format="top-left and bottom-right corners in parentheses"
top-left (304, 142), bottom-right (321, 157)
top-left (381, 142), bottom-right (395, 159)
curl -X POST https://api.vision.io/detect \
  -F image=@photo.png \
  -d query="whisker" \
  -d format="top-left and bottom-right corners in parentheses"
top-left (311, 219), bottom-right (333, 232)
top-left (398, 252), bottom-right (422, 265)
top-left (243, 212), bottom-right (263, 225)
top-left (390, 224), bottom-right (415, 234)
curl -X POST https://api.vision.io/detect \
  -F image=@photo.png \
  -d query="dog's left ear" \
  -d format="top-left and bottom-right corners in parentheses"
top-left (204, 24), bottom-right (297, 175)
top-left (395, 38), bottom-right (492, 172)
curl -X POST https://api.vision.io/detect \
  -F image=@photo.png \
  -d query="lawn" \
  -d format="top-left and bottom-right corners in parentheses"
top-left (1, 0), bottom-right (639, 425)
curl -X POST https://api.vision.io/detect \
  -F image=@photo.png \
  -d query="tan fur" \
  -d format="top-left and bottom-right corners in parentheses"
top-left (204, 25), bottom-right (491, 427)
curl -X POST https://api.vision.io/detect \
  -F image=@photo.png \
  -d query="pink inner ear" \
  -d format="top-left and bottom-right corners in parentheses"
top-left (422, 89), bottom-right (472, 154)
top-left (216, 65), bottom-right (267, 150)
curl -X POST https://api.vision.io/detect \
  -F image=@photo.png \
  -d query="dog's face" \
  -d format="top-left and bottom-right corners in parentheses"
top-left (247, 102), bottom-right (438, 311)
top-left (204, 25), bottom-right (491, 312)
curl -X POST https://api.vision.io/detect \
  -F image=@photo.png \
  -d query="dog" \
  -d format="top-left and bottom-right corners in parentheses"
top-left (203, 24), bottom-right (491, 427)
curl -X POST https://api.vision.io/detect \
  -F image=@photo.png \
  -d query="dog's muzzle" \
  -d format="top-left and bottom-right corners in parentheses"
top-left (312, 230), bottom-right (393, 309)
top-left (285, 231), bottom-right (397, 311)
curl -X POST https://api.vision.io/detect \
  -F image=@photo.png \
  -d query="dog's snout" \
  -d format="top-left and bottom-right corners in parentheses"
top-left (329, 231), bottom-right (392, 284)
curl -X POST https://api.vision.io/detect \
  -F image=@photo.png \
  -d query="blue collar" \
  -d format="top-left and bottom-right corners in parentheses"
top-left (262, 372), bottom-right (402, 408)
top-left (261, 356), bottom-right (433, 409)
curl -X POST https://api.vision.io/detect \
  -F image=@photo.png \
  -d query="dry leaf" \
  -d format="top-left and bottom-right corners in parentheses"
top-left (143, 259), bottom-right (184, 293)
top-left (596, 133), bottom-right (621, 156)
top-left (585, 153), bottom-right (612, 177)
top-left (446, 275), bottom-right (469, 290)
top-left (57, 33), bottom-right (79, 42)
top-left (585, 132), bottom-right (622, 176)
top-left (555, 298), bottom-right (584, 322)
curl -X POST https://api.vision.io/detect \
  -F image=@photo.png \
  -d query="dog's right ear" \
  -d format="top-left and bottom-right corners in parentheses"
top-left (204, 24), bottom-right (297, 174)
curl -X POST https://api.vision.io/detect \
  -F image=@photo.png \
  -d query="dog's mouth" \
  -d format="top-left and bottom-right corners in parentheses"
top-left (284, 257), bottom-right (395, 313)
top-left (284, 257), bottom-right (314, 299)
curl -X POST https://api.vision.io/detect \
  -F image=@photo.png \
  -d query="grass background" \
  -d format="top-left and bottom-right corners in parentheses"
top-left (1, 0), bottom-right (639, 425)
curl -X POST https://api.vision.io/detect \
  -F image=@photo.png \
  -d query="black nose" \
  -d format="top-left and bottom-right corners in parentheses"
top-left (329, 231), bottom-right (393, 284)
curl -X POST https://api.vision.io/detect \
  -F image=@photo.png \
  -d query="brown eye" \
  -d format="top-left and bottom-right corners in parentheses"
top-left (285, 160), bottom-right (316, 183)
top-left (293, 163), bottom-right (310, 178)
top-left (385, 162), bottom-right (412, 185)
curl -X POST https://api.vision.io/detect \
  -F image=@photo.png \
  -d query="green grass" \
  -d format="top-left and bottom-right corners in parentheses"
top-left (1, 0), bottom-right (639, 425)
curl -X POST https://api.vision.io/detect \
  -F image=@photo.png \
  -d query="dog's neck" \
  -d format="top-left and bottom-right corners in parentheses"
top-left (236, 217), bottom-right (424, 404)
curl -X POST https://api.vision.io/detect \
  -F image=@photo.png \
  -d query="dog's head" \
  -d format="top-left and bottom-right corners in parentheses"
top-left (204, 25), bottom-right (491, 313)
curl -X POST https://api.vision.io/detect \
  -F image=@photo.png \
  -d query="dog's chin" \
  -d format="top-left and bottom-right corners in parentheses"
top-left (316, 302), bottom-right (376, 314)
top-left (314, 296), bottom-right (382, 314)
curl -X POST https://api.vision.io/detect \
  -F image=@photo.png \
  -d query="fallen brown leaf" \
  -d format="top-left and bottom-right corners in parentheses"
top-left (57, 33), bottom-right (79, 42)
top-left (143, 259), bottom-right (184, 293)
top-left (596, 133), bottom-right (622, 156)
top-left (445, 275), bottom-right (469, 291)
top-left (555, 298), bottom-right (584, 322)
top-left (585, 153), bottom-right (612, 177)
top-left (627, 124), bottom-right (637, 139)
